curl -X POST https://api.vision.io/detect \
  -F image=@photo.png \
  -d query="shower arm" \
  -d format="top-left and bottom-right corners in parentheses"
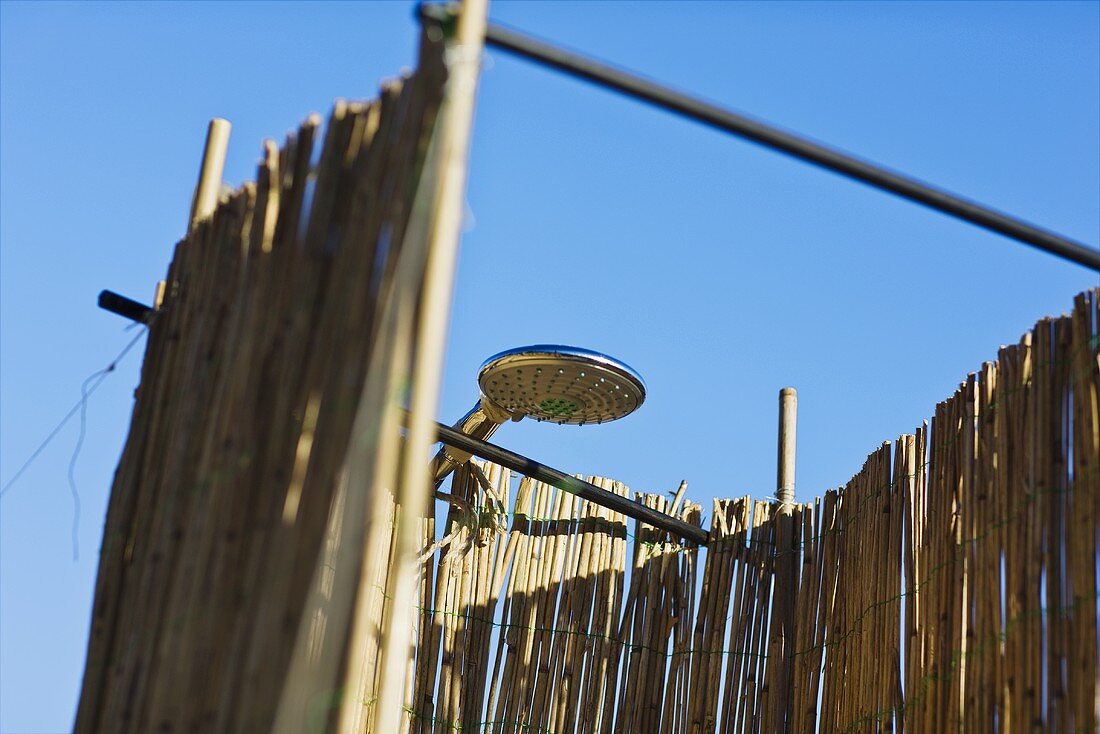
top-left (423, 412), bottom-right (709, 545)
top-left (429, 397), bottom-right (519, 487)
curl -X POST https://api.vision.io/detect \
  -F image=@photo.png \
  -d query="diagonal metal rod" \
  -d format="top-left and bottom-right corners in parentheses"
top-left (425, 416), bottom-right (710, 545)
top-left (419, 4), bottom-right (1100, 271)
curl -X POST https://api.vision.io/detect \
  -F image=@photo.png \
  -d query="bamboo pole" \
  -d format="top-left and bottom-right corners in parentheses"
top-left (768, 387), bottom-right (798, 731)
top-left (188, 118), bottom-right (231, 232)
top-left (368, 1), bottom-right (489, 730)
top-left (1067, 291), bottom-right (1099, 729)
top-left (777, 387), bottom-right (797, 508)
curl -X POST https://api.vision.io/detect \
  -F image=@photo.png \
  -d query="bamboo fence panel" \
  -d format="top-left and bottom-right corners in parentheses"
top-left (401, 289), bottom-right (1097, 733)
top-left (74, 26), bottom-right (454, 734)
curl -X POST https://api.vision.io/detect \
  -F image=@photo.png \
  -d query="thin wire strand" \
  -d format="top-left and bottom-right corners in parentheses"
top-left (0, 328), bottom-right (148, 503)
top-left (66, 369), bottom-right (104, 561)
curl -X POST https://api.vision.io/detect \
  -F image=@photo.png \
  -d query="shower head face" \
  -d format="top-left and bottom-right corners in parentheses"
top-left (477, 345), bottom-right (646, 425)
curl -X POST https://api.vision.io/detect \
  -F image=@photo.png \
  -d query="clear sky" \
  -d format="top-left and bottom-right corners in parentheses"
top-left (1, 1), bottom-right (1097, 731)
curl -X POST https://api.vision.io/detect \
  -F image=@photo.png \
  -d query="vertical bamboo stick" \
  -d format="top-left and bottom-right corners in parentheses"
top-left (188, 118), bottom-right (231, 232)
top-left (1067, 291), bottom-right (1099, 730)
top-left (486, 476), bottom-right (534, 730)
top-left (598, 480), bottom-right (630, 733)
top-left (777, 387), bottom-right (797, 508)
top-left (370, 1), bottom-right (489, 728)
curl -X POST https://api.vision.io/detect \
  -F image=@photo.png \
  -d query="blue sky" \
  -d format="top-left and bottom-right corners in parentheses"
top-left (1, 2), bottom-right (1097, 731)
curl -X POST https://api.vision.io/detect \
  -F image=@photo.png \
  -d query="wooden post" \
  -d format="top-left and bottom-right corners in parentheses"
top-left (777, 387), bottom-right (797, 507)
top-left (188, 118), bottom-right (231, 232)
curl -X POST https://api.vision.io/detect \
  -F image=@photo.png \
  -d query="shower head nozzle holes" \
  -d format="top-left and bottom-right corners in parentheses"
top-left (478, 344), bottom-right (646, 425)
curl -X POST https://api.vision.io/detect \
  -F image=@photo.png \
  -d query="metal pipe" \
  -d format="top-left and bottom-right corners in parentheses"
top-left (418, 4), bottom-right (1100, 272)
top-left (429, 399), bottom-right (507, 486)
top-left (98, 290), bottom-right (154, 324)
top-left (425, 415), bottom-right (710, 545)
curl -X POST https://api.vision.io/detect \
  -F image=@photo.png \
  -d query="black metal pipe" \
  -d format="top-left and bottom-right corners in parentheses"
top-left (418, 4), bottom-right (1100, 272)
top-left (428, 418), bottom-right (709, 545)
top-left (98, 290), bottom-right (154, 324)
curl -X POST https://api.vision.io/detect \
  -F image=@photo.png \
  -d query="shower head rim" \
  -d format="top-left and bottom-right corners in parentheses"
top-left (478, 344), bottom-right (647, 394)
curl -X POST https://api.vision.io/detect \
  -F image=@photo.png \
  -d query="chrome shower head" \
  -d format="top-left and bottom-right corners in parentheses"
top-left (478, 344), bottom-right (646, 425)
top-left (431, 344), bottom-right (645, 487)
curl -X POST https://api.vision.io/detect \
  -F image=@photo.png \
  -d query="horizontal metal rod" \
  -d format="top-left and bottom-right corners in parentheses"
top-left (426, 417), bottom-right (710, 545)
top-left (419, 4), bottom-right (1100, 271)
top-left (98, 290), bottom-right (154, 323)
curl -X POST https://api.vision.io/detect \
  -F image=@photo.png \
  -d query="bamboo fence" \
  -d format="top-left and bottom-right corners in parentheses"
top-left (402, 290), bottom-right (1098, 733)
top-left (72, 9), bottom-right (1097, 732)
top-left (73, 19), bottom-right (482, 733)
